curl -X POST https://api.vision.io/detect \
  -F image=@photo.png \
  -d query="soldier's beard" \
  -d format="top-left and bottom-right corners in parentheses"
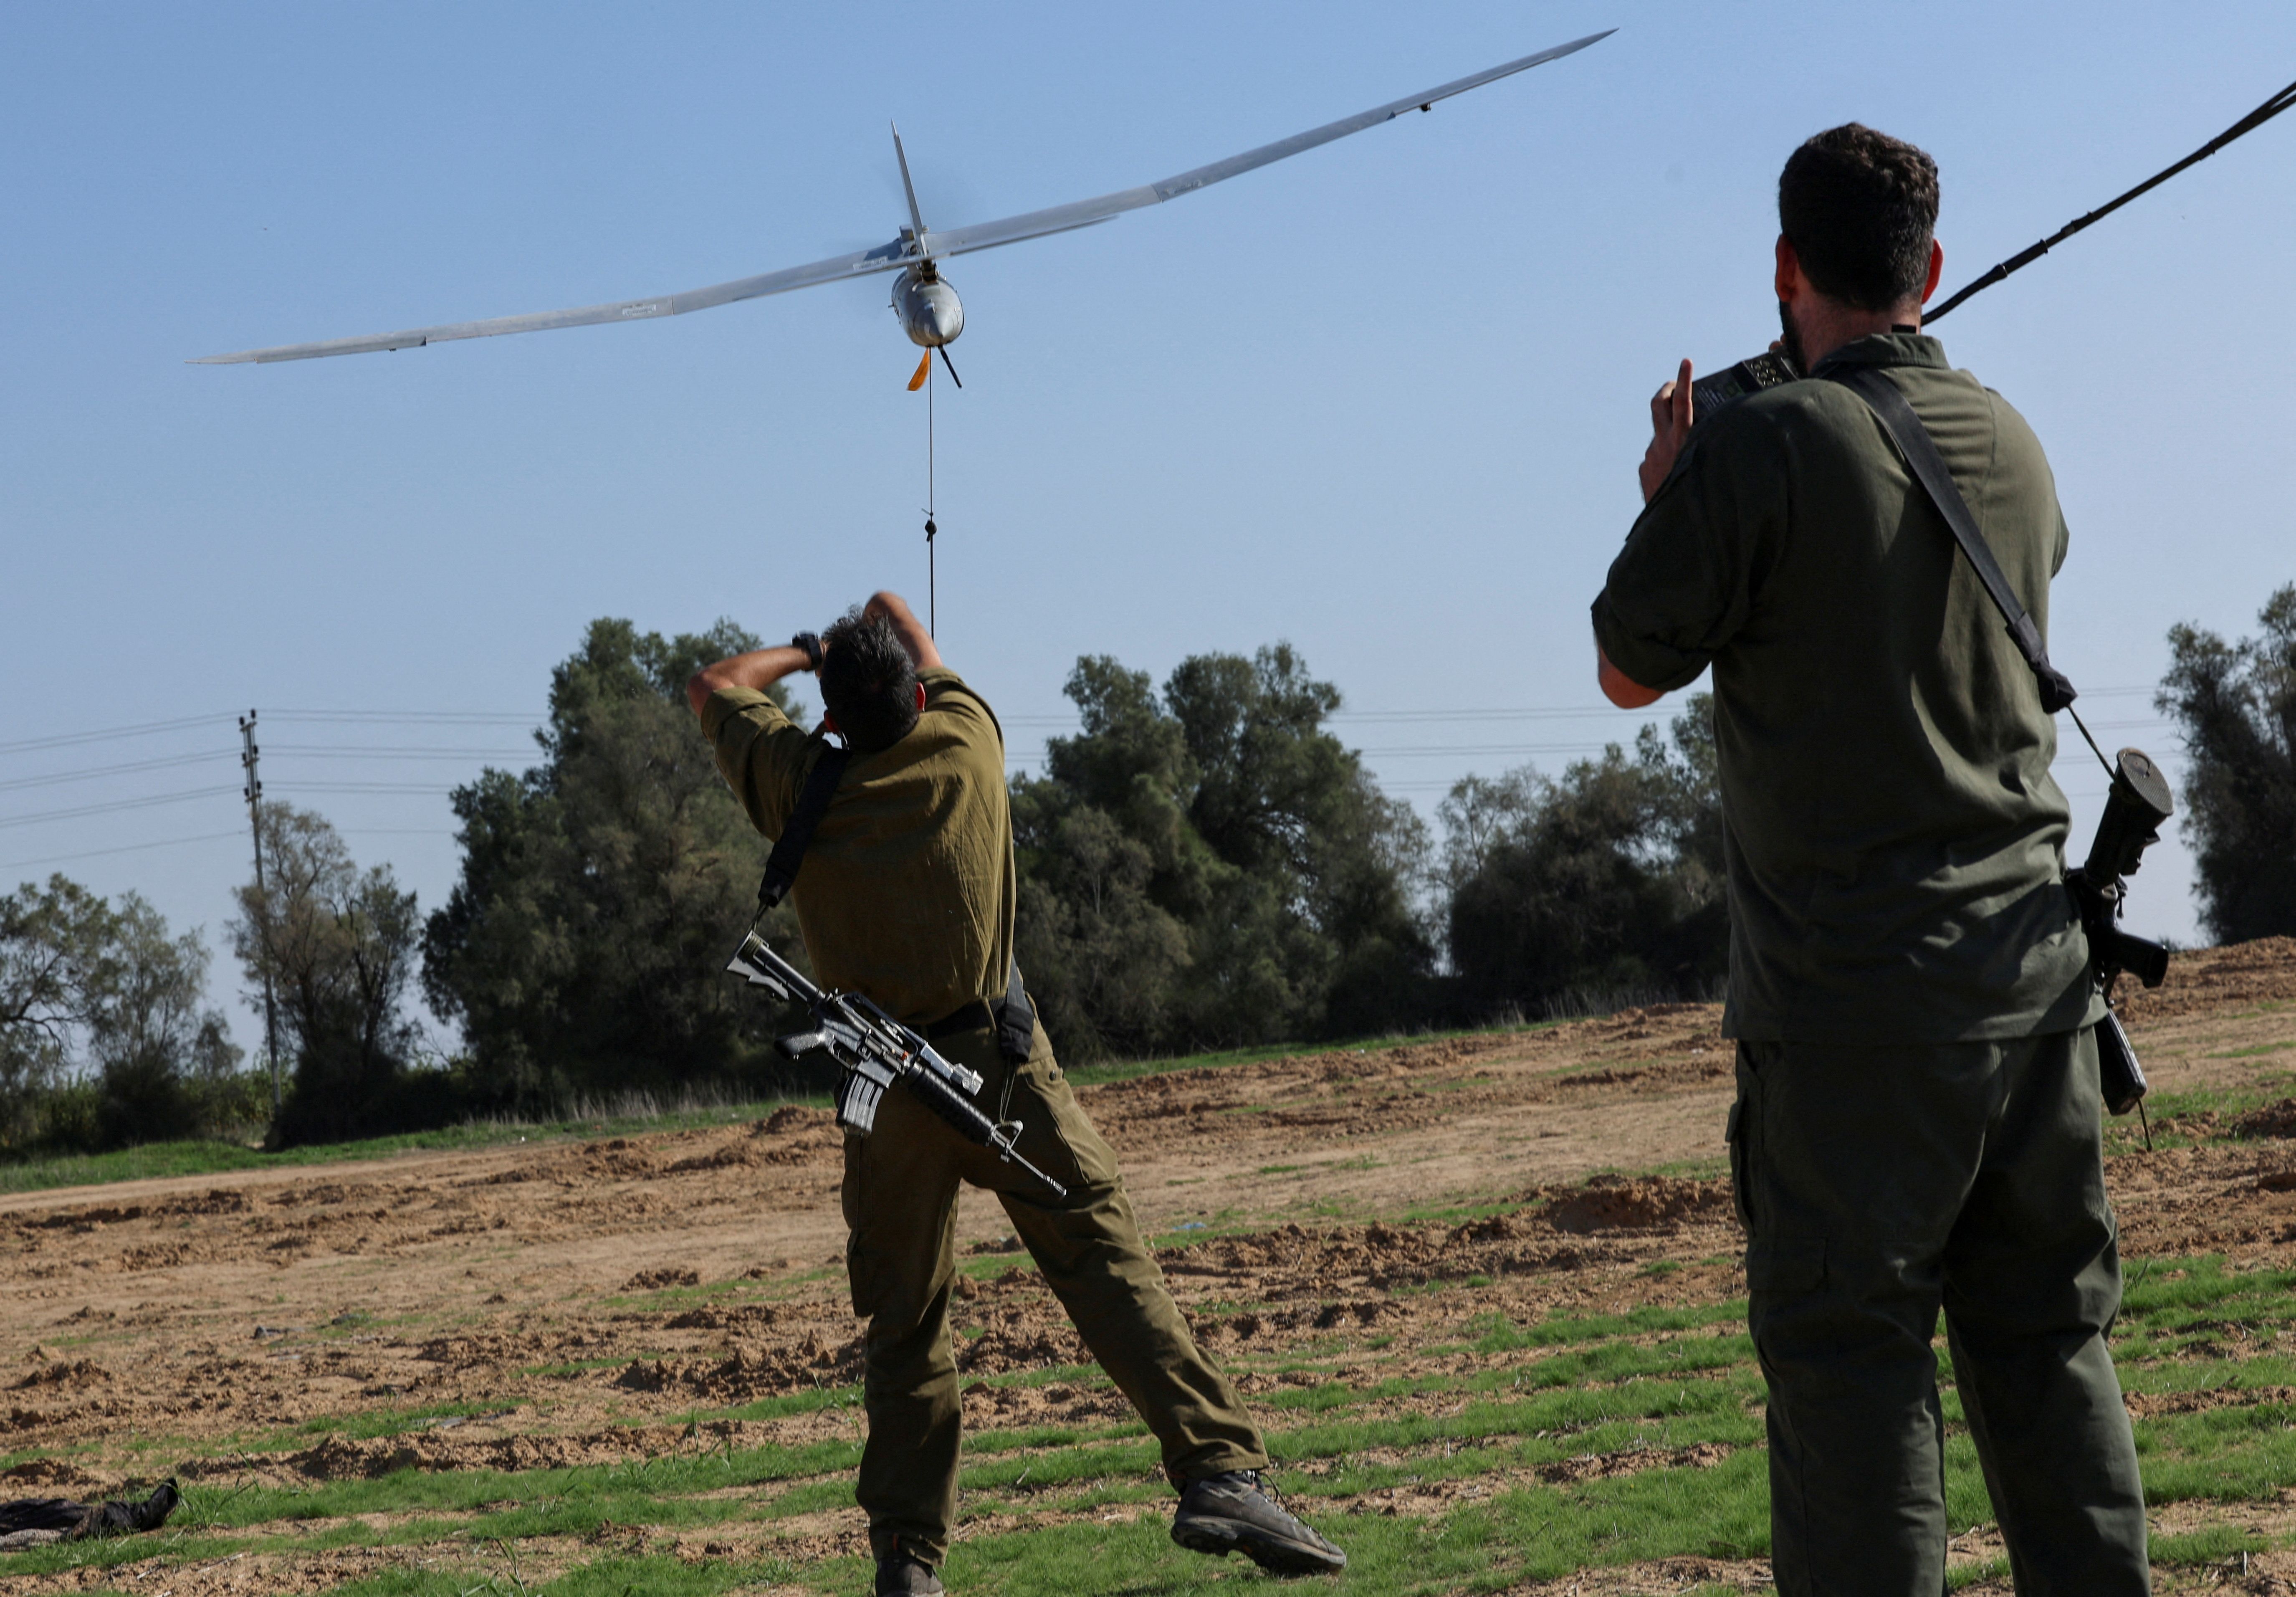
top-left (1778, 301), bottom-right (1809, 374)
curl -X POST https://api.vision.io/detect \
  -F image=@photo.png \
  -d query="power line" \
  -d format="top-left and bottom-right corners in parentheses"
top-left (0, 750), bottom-right (237, 793)
top-left (997, 686), bottom-right (2168, 732)
top-left (0, 714), bottom-right (239, 759)
top-left (0, 747), bottom-right (536, 804)
top-left (268, 783), bottom-right (467, 795)
top-left (0, 824), bottom-right (464, 877)
top-left (0, 687), bottom-right (2170, 761)
top-left (263, 745), bottom-right (539, 759)
top-left (0, 829), bottom-right (249, 874)
top-left (267, 710), bottom-right (542, 725)
top-left (0, 786), bottom-right (241, 832)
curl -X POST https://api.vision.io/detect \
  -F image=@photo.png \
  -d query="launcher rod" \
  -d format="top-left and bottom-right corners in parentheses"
top-left (1927, 76), bottom-right (2296, 324)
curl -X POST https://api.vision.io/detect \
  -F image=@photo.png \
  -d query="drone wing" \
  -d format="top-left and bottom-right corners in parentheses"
top-left (192, 30), bottom-right (1612, 365)
top-left (190, 237), bottom-right (918, 364)
top-left (923, 30), bottom-right (1614, 259)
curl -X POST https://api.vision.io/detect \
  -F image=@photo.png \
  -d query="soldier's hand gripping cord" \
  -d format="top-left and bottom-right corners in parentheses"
top-left (726, 931), bottom-right (1069, 1199)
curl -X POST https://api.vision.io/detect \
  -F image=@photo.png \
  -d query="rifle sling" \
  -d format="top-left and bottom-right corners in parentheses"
top-left (754, 742), bottom-right (850, 912)
top-left (1828, 365), bottom-right (2079, 715)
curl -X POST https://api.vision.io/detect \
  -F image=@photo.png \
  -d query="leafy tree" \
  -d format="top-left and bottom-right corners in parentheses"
top-left (1012, 644), bottom-right (1432, 1058)
top-left (2159, 585), bottom-right (2296, 942)
top-left (1441, 693), bottom-right (1724, 1016)
top-left (1, 877), bottom-right (102, 1121)
top-left (87, 895), bottom-right (245, 1146)
top-left (3, 875), bottom-right (245, 1150)
top-left (231, 804), bottom-right (422, 1144)
top-left (422, 618), bottom-right (809, 1107)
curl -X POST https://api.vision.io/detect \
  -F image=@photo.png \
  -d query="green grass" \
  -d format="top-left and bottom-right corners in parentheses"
top-left (15, 996), bottom-right (2296, 1595)
top-left (26, 1250), bottom-right (2296, 1592)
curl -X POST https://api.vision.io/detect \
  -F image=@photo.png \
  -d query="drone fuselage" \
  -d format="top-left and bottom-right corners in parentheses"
top-left (893, 263), bottom-right (964, 349)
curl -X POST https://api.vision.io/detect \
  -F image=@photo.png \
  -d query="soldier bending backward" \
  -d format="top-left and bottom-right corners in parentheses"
top-left (1593, 126), bottom-right (2150, 1594)
top-left (688, 593), bottom-right (1345, 1596)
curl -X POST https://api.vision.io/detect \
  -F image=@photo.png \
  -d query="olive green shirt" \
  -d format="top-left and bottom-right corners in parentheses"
top-left (702, 667), bottom-right (1017, 1027)
top-left (1593, 333), bottom-right (2099, 1043)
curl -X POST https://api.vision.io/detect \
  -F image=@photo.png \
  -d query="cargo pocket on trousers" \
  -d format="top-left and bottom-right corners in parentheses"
top-left (1012, 1031), bottom-right (1118, 1194)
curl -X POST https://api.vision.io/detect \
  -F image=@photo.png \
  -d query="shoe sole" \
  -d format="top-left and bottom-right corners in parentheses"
top-left (1172, 1517), bottom-right (1346, 1576)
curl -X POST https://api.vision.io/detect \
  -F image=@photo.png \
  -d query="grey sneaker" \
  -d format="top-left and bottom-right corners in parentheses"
top-left (874, 1551), bottom-right (945, 1595)
top-left (1171, 1468), bottom-right (1346, 1575)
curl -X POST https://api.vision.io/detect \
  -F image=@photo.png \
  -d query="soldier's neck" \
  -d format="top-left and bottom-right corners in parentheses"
top-left (1791, 296), bottom-right (1925, 371)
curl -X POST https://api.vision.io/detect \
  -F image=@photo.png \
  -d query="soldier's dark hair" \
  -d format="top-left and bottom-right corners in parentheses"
top-left (819, 608), bottom-right (921, 754)
top-left (1778, 124), bottom-right (1940, 312)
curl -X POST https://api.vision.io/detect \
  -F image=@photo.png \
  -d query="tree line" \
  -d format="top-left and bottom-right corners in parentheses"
top-left (5, 583), bottom-right (2291, 1154)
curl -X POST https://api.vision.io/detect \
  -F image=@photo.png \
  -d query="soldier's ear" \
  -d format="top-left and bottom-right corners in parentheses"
top-left (1774, 234), bottom-right (1803, 305)
top-left (822, 713), bottom-right (841, 736)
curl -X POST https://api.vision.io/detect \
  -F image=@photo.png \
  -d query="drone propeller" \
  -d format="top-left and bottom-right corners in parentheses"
top-left (905, 347), bottom-right (962, 391)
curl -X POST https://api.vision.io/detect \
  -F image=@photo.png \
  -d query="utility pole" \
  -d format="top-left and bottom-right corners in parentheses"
top-left (239, 711), bottom-right (282, 1120)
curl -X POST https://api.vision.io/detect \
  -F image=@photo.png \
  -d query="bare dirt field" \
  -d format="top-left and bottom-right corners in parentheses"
top-left (5, 938), bottom-right (2296, 1594)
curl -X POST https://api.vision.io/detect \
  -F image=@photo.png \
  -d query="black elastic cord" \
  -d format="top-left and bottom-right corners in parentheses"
top-left (1928, 76), bottom-right (2296, 323)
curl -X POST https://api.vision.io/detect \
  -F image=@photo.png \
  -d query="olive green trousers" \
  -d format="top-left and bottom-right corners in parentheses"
top-left (1732, 1026), bottom-right (2149, 1596)
top-left (840, 1018), bottom-right (1266, 1566)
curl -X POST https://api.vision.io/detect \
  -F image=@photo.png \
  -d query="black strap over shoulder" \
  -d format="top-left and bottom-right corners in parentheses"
top-left (1828, 365), bottom-right (2080, 716)
top-left (755, 743), bottom-right (850, 913)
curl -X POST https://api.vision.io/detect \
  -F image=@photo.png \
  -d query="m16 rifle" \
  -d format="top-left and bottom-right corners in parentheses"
top-left (2066, 749), bottom-right (2176, 1118)
top-left (726, 931), bottom-right (1069, 1198)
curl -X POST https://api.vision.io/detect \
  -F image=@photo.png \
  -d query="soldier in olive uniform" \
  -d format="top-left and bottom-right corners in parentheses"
top-left (1592, 127), bottom-right (2149, 1594)
top-left (688, 593), bottom-right (1343, 1595)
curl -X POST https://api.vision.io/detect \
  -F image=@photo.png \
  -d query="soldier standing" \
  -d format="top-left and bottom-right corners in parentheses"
top-left (1592, 127), bottom-right (2150, 1594)
top-left (688, 592), bottom-right (1344, 1595)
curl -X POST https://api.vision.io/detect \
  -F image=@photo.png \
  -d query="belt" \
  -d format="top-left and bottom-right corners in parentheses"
top-left (923, 1000), bottom-right (996, 1042)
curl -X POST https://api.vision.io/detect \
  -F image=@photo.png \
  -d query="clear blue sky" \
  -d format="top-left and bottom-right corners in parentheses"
top-left (4, 2), bottom-right (2291, 1053)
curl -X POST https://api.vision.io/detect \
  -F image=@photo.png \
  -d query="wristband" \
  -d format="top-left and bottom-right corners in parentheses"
top-left (791, 632), bottom-right (823, 672)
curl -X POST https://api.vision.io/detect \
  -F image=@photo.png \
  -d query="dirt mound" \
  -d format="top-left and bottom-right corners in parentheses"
top-left (662, 1303), bottom-right (782, 1332)
top-left (1539, 1175), bottom-right (1735, 1234)
top-left (2117, 936), bottom-right (2296, 1024)
top-left (1535, 1440), bottom-right (1734, 1483)
top-left (2234, 1100), bottom-right (2296, 1139)
top-left (955, 1309), bottom-right (1087, 1377)
top-left (665, 1141), bottom-right (761, 1173)
top-left (961, 1379), bottom-right (1131, 1427)
top-left (289, 1429), bottom-right (646, 1479)
top-left (2124, 1384), bottom-right (2296, 1419)
top-left (614, 1331), bottom-right (864, 1399)
top-left (13, 1358), bottom-right (109, 1389)
top-left (620, 1266), bottom-right (700, 1292)
top-left (1, 1456), bottom-right (108, 1489)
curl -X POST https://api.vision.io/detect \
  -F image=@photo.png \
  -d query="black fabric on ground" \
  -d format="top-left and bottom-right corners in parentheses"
top-left (0, 1480), bottom-right (179, 1540)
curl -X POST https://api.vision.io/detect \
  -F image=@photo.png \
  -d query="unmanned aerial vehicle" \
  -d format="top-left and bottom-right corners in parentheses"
top-left (192, 31), bottom-right (1614, 383)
